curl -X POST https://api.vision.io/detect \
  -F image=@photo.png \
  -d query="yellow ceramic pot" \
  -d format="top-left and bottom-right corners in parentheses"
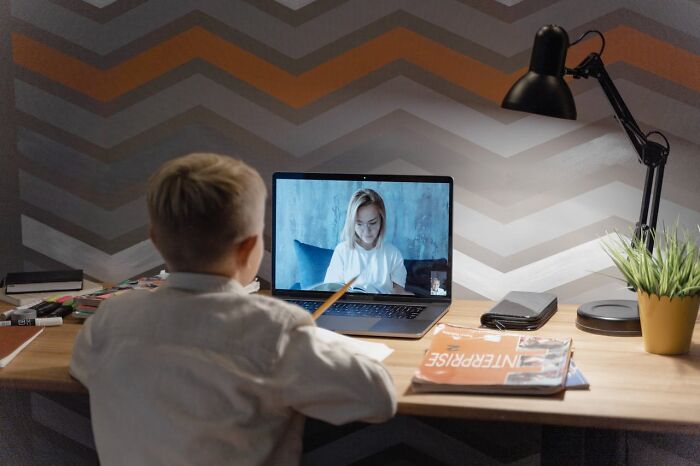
top-left (637, 291), bottom-right (700, 355)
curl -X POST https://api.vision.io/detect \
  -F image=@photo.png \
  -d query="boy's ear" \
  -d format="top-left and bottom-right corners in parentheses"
top-left (236, 235), bottom-right (258, 264)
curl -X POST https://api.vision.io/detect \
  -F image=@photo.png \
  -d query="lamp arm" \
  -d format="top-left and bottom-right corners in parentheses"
top-left (567, 53), bottom-right (648, 159)
top-left (566, 53), bottom-right (670, 252)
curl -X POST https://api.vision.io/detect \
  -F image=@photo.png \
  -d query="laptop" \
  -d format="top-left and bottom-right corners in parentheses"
top-left (272, 172), bottom-right (453, 338)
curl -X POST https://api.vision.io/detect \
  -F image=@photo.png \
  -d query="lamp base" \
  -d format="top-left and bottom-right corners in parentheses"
top-left (576, 300), bottom-right (641, 336)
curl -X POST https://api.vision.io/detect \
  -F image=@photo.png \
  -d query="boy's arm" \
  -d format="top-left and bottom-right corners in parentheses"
top-left (276, 326), bottom-right (397, 425)
top-left (68, 309), bottom-right (101, 386)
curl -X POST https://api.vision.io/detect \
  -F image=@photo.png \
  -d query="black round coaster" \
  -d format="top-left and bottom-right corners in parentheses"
top-left (576, 299), bottom-right (641, 336)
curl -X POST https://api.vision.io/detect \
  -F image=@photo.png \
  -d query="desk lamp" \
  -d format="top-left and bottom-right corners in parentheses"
top-left (501, 25), bottom-right (670, 335)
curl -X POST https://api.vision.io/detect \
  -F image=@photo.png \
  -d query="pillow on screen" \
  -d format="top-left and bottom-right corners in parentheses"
top-left (293, 240), bottom-right (334, 289)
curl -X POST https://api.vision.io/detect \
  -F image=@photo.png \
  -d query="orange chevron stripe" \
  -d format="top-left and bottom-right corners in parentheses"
top-left (12, 26), bottom-right (700, 108)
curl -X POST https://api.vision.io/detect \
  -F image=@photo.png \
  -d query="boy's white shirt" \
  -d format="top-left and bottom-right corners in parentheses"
top-left (69, 272), bottom-right (396, 466)
top-left (324, 240), bottom-right (407, 293)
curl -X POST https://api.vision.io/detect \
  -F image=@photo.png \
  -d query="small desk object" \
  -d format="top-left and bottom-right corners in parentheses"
top-left (1, 300), bottom-right (699, 433)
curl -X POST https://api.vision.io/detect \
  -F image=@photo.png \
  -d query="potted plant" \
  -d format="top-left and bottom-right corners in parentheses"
top-left (602, 224), bottom-right (700, 355)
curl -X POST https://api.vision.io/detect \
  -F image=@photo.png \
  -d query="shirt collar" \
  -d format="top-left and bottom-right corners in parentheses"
top-left (163, 272), bottom-right (245, 294)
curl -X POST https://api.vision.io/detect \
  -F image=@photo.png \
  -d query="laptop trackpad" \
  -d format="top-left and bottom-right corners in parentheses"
top-left (370, 319), bottom-right (432, 335)
top-left (316, 315), bottom-right (380, 332)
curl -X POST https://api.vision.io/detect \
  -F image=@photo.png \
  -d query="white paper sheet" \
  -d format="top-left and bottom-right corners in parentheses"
top-left (313, 327), bottom-right (394, 362)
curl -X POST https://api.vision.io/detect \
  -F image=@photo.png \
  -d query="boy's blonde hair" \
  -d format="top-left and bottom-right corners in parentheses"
top-left (341, 188), bottom-right (386, 249)
top-left (147, 153), bottom-right (266, 270)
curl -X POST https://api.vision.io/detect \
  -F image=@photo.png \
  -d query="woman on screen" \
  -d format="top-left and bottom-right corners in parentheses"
top-left (324, 188), bottom-right (408, 294)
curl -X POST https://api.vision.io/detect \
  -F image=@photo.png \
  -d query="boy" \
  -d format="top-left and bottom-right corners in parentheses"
top-left (70, 153), bottom-right (396, 466)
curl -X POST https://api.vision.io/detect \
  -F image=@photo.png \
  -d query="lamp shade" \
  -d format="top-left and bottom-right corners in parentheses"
top-left (502, 25), bottom-right (577, 120)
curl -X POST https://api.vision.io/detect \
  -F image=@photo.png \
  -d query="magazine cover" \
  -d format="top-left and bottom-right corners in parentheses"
top-left (412, 324), bottom-right (572, 395)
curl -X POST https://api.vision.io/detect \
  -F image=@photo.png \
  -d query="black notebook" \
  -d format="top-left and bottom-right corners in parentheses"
top-left (4, 270), bottom-right (84, 294)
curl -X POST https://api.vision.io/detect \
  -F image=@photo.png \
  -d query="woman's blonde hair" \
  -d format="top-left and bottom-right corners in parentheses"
top-left (146, 153), bottom-right (266, 270)
top-left (341, 188), bottom-right (386, 249)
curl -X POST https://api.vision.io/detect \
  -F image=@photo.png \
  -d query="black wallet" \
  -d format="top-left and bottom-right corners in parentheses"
top-left (480, 291), bottom-right (558, 331)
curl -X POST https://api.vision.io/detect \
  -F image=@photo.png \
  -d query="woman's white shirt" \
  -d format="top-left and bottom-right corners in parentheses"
top-left (324, 240), bottom-right (407, 293)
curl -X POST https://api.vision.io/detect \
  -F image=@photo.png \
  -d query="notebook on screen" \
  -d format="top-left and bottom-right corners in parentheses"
top-left (272, 172), bottom-right (453, 338)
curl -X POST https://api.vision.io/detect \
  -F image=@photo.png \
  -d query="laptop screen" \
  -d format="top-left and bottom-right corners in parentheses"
top-left (272, 173), bottom-right (453, 299)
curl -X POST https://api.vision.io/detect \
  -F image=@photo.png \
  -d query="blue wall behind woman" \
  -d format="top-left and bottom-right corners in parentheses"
top-left (275, 179), bottom-right (450, 289)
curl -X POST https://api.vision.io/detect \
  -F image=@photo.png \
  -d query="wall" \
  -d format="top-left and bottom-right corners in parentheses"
top-left (1, 2), bottom-right (700, 464)
top-left (2, 0), bottom-right (699, 302)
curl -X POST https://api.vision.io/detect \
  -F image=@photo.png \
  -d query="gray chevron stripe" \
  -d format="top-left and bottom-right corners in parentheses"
top-left (22, 249), bottom-right (79, 276)
top-left (17, 213), bottom-right (682, 297)
top-left (48, 0), bottom-right (148, 23)
top-left (10, 76), bottom-right (574, 153)
top-left (12, 0), bottom-right (700, 58)
top-left (14, 106), bottom-right (293, 167)
top-left (19, 170), bottom-right (148, 239)
top-left (309, 129), bottom-right (700, 213)
top-left (17, 112), bottom-right (700, 219)
top-left (16, 76), bottom-right (700, 154)
top-left (0, 78), bottom-right (603, 154)
top-left (16, 124), bottom-right (295, 207)
top-left (547, 266), bottom-right (637, 304)
top-left (256, 0), bottom-right (350, 26)
top-left (19, 168), bottom-right (699, 258)
top-left (14, 59), bottom-right (520, 124)
top-left (20, 200), bottom-right (149, 254)
top-left (23, 237), bottom-right (634, 303)
top-left (18, 48), bottom-right (700, 130)
top-left (16, 84), bottom-right (699, 178)
top-left (373, 157), bottom-right (699, 225)
top-left (15, 10), bottom-right (530, 72)
top-left (15, 109), bottom-right (606, 183)
top-left (14, 9), bottom-right (700, 78)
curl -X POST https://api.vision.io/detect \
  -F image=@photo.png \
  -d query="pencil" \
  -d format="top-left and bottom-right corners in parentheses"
top-left (311, 275), bottom-right (359, 320)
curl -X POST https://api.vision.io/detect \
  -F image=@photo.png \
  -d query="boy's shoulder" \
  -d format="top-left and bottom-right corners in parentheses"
top-left (108, 287), bottom-right (312, 328)
top-left (91, 288), bottom-right (315, 372)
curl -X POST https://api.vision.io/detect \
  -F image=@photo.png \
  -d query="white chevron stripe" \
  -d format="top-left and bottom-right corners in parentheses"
top-left (452, 235), bottom-right (619, 300)
top-left (11, 0), bottom-right (700, 58)
top-left (23, 155), bottom-right (700, 254)
top-left (21, 216), bottom-right (163, 283)
top-left (19, 77), bottom-right (697, 154)
top-left (373, 159), bottom-right (700, 252)
top-left (77, 0), bottom-right (119, 7)
top-left (275, 0), bottom-right (317, 10)
top-left (454, 182), bottom-right (700, 256)
top-left (21, 212), bottom-right (628, 299)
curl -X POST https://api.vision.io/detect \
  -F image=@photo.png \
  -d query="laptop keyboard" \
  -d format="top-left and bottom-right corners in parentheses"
top-left (288, 300), bottom-right (425, 319)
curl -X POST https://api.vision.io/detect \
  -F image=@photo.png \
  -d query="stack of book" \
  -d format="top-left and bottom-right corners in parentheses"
top-left (73, 274), bottom-right (166, 319)
top-left (412, 324), bottom-right (586, 395)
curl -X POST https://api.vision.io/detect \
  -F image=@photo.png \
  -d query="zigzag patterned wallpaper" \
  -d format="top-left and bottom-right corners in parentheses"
top-left (1, 0), bottom-right (699, 302)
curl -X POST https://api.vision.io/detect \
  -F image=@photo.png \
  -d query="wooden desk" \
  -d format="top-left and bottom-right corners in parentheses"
top-left (2, 300), bottom-right (700, 433)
